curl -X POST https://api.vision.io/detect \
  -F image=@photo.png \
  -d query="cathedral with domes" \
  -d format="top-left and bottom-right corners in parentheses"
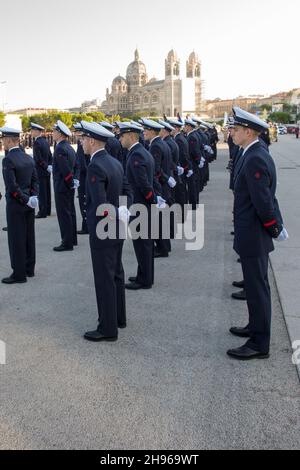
top-left (100, 49), bottom-right (204, 117)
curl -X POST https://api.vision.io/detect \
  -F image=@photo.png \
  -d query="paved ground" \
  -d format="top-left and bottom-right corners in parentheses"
top-left (0, 140), bottom-right (299, 450)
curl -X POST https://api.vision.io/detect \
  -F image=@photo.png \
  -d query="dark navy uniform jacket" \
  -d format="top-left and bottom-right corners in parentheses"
top-left (164, 135), bottom-right (179, 169)
top-left (126, 142), bottom-right (156, 205)
top-left (33, 136), bottom-right (52, 178)
top-left (175, 132), bottom-right (191, 174)
top-left (53, 140), bottom-right (76, 193)
top-left (2, 148), bottom-right (39, 204)
top-left (86, 149), bottom-right (133, 248)
top-left (228, 135), bottom-right (240, 160)
top-left (186, 130), bottom-right (202, 169)
top-left (149, 136), bottom-right (173, 200)
top-left (106, 137), bottom-right (123, 165)
top-left (76, 141), bottom-right (90, 187)
top-left (233, 141), bottom-right (283, 258)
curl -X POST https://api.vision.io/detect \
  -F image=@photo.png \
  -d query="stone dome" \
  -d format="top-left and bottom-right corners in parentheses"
top-left (112, 75), bottom-right (127, 86)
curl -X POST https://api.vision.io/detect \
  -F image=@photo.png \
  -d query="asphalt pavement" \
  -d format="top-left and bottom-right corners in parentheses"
top-left (0, 140), bottom-right (299, 450)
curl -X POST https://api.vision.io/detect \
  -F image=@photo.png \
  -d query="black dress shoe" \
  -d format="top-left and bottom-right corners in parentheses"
top-left (118, 323), bottom-right (127, 329)
top-left (230, 326), bottom-right (251, 338)
top-left (232, 280), bottom-right (245, 288)
top-left (77, 230), bottom-right (89, 235)
top-left (26, 273), bottom-right (35, 278)
top-left (227, 345), bottom-right (269, 360)
top-left (231, 231), bottom-right (235, 236)
top-left (35, 214), bottom-right (47, 219)
top-left (84, 330), bottom-right (118, 342)
top-left (2, 227), bottom-right (8, 232)
top-left (154, 251), bottom-right (169, 259)
top-left (2, 276), bottom-right (27, 285)
top-left (125, 282), bottom-right (152, 291)
top-left (128, 277), bottom-right (137, 283)
top-left (232, 289), bottom-right (247, 301)
top-left (53, 245), bottom-right (74, 252)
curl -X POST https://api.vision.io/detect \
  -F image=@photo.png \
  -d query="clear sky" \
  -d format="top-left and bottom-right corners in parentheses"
top-left (0, 0), bottom-right (299, 111)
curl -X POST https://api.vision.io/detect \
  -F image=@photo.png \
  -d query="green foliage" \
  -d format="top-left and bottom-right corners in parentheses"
top-left (259, 104), bottom-right (272, 111)
top-left (86, 111), bottom-right (106, 123)
top-left (268, 112), bottom-right (291, 124)
top-left (0, 111), bottom-right (5, 127)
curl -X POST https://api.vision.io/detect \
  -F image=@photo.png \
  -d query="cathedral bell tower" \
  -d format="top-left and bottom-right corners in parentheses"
top-left (164, 50), bottom-right (181, 117)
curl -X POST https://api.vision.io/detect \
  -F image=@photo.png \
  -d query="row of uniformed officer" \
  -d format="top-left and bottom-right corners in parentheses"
top-left (0, 127), bottom-right (39, 284)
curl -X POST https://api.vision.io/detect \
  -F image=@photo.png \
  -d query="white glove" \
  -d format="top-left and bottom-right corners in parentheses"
top-left (276, 227), bottom-right (289, 242)
top-left (118, 206), bottom-right (131, 223)
top-left (27, 196), bottom-right (39, 210)
top-left (47, 165), bottom-right (53, 174)
top-left (156, 196), bottom-right (166, 209)
top-left (199, 157), bottom-right (205, 169)
top-left (177, 166), bottom-right (184, 176)
top-left (187, 170), bottom-right (194, 178)
top-left (204, 145), bottom-right (214, 155)
top-left (168, 176), bottom-right (177, 189)
top-left (72, 179), bottom-right (80, 190)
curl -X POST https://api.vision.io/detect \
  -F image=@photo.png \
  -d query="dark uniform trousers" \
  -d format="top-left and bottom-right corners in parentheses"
top-left (78, 185), bottom-right (88, 232)
top-left (241, 255), bottom-right (271, 354)
top-left (133, 210), bottom-right (155, 287)
top-left (91, 240), bottom-right (126, 337)
top-left (38, 175), bottom-right (51, 217)
top-left (55, 189), bottom-right (76, 248)
top-left (7, 201), bottom-right (35, 280)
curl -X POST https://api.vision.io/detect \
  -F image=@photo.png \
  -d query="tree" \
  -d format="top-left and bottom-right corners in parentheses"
top-left (0, 111), bottom-right (6, 127)
top-left (260, 104), bottom-right (272, 112)
top-left (268, 112), bottom-right (291, 124)
top-left (86, 111), bottom-right (106, 123)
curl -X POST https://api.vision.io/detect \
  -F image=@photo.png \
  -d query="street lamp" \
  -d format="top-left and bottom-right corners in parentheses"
top-left (0, 81), bottom-right (7, 112)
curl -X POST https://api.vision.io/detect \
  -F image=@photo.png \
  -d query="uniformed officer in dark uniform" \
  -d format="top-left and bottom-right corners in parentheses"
top-left (80, 121), bottom-right (133, 342)
top-left (184, 118), bottom-right (202, 209)
top-left (31, 123), bottom-right (52, 219)
top-left (74, 123), bottom-right (90, 235)
top-left (228, 107), bottom-right (286, 360)
top-left (52, 120), bottom-right (77, 252)
top-left (141, 119), bottom-right (175, 258)
top-left (119, 122), bottom-right (158, 291)
top-left (1, 127), bottom-right (39, 284)
top-left (168, 118), bottom-right (192, 214)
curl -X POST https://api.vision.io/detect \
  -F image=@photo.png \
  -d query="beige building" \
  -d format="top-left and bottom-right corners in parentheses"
top-left (100, 49), bottom-right (204, 117)
top-left (206, 97), bottom-right (262, 120)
